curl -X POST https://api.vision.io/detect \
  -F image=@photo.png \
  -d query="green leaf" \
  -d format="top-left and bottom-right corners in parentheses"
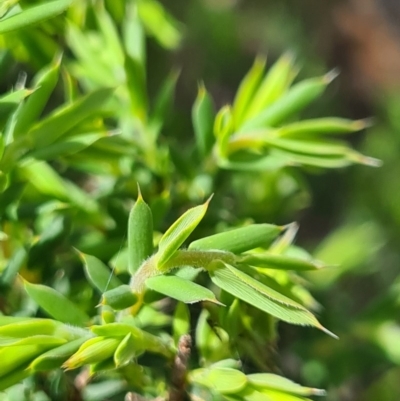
top-left (101, 285), bottom-right (138, 310)
top-left (128, 188), bottom-right (154, 274)
top-left (0, 318), bottom-right (63, 337)
top-left (0, 245), bottom-right (27, 285)
top-left (137, 0), bottom-right (181, 49)
top-left (13, 55), bottom-right (61, 138)
top-left (30, 337), bottom-right (88, 371)
top-left (0, 88), bottom-right (32, 131)
top-left (63, 337), bottom-right (120, 369)
top-left (78, 251), bottom-right (123, 293)
top-left (214, 105), bottom-right (234, 157)
top-left (24, 281), bottom-right (90, 326)
top-left (244, 53), bottom-right (296, 122)
top-left (26, 132), bottom-right (107, 160)
top-left (240, 71), bottom-right (337, 132)
top-left (173, 302), bottom-right (190, 344)
top-left (189, 224), bottom-right (283, 254)
top-left (156, 197), bottom-right (211, 268)
top-left (264, 136), bottom-right (353, 157)
top-left (0, 344), bottom-right (54, 377)
top-left (209, 261), bottom-right (336, 337)
top-left (123, 2), bottom-right (145, 63)
top-left (0, 369), bottom-right (31, 392)
top-left (0, 0), bottom-right (72, 34)
top-left (240, 253), bottom-right (322, 271)
top-left (277, 117), bottom-right (372, 138)
top-left (0, 335), bottom-right (66, 347)
top-left (150, 69), bottom-right (179, 135)
top-left (248, 373), bottom-right (326, 397)
top-left (125, 54), bottom-right (147, 121)
top-left (232, 56), bottom-right (266, 128)
top-left (28, 87), bottom-right (114, 149)
top-left (192, 83), bottom-right (215, 157)
top-left (91, 322), bottom-right (171, 357)
top-left (259, 389), bottom-right (313, 401)
top-left (220, 263), bottom-right (307, 310)
top-left (114, 333), bottom-right (138, 367)
top-left (19, 161), bottom-right (98, 212)
top-left (145, 275), bottom-right (223, 305)
top-left (189, 367), bottom-right (248, 395)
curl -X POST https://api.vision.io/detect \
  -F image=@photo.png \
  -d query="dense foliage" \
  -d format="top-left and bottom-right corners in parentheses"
top-left (0, 1), bottom-right (396, 401)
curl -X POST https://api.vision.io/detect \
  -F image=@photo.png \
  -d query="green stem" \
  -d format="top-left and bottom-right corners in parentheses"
top-left (129, 249), bottom-right (235, 294)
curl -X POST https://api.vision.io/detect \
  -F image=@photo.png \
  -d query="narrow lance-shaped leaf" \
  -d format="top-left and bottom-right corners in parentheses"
top-left (24, 280), bottom-right (90, 326)
top-left (248, 373), bottom-right (326, 397)
top-left (265, 137), bottom-right (381, 167)
top-left (26, 132), bottom-right (108, 161)
top-left (214, 106), bottom-right (233, 158)
top-left (0, 335), bottom-right (66, 347)
top-left (208, 261), bottom-right (337, 338)
top-left (0, 343), bottom-right (58, 377)
top-left (114, 333), bottom-right (138, 367)
top-left (13, 55), bottom-right (61, 138)
top-left (189, 224), bottom-right (283, 254)
top-left (150, 69), bottom-right (180, 135)
top-left (19, 161), bottom-right (98, 212)
top-left (0, 318), bottom-right (65, 337)
top-left (78, 251), bottom-right (123, 293)
top-left (0, 245), bottom-right (27, 285)
top-left (30, 337), bottom-right (88, 372)
top-left (240, 71), bottom-right (338, 132)
top-left (277, 117), bottom-right (373, 137)
top-left (145, 275), bottom-right (223, 305)
top-left (189, 367), bottom-right (248, 395)
top-left (156, 197), bottom-right (212, 269)
top-left (0, 89), bottom-right (32, 132)
top-left (96, 5), bottom-right (124, 64)
top-left (244, 52), bottom-right (296, 122)
top-left (28, 87), bottom-right (114, 149)
top-left (219, 263), bottom-right (308, 310)
top-left (123, 2), bottom-right (145, 64)
top-left (192, 83), bottom-right (215, 157)
top-left (63, 337), bottom-right (120, 370)
top-left (128, 188), bottom-right (154, 274)
top-left (137, 0), bottom-right (181, 49)
top-left (264, 136), bottom-right (354, 157)
top-left (240, 253), bottom-right (323, 271)
top-left (0, 0), bottom-right (72, 34)
top-left (125, 54), bottom-right (147, 121)
top-left (0, 369), bottom-right (31, 392)
top-left (91, 323), bottom-right (172, 358)
top-left (232, 56), bottom-right (266, 128)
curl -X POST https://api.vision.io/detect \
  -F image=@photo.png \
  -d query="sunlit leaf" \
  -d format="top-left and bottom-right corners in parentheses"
top-left (189, 224), bottom-right (283, 254)
top-left (209, 261), bottom-right (336, 337)
top-left (145, 275), bottom-right (223, 305)
top-left (128, 189), bottom-right (154, 274)
top-left (156, 197), bottom-right (211, 268)
top-left (0, 0), bottom-right (72, 34)
top-left (24, 281), bottom-right (90, 326)
top-left (189, 367), bottom-right (247, 395)
top-left (192, 83), bottom-right (215, 157)
top-left (79, 251), bottom-right (122, 293)
top-left (248, 373), bottom-right (326, 397)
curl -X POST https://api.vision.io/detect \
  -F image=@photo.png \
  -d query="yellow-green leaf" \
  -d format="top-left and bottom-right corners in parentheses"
top-left (24, 281), bottom-right (90, 326)
top-left (156, 197), bottom-right (211, 268)
top-left (145, 275), bottom-right (223, 305)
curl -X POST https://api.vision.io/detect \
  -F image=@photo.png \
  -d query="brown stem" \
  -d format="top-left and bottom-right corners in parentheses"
top-left (168, 334), bottom-right (192, 401)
